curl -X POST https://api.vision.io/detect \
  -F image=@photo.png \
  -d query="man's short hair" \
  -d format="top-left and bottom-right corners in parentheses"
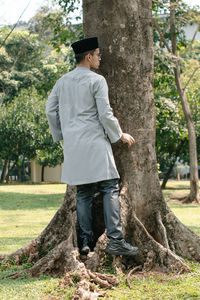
top-left (75, 49), bottom-right (95, 64)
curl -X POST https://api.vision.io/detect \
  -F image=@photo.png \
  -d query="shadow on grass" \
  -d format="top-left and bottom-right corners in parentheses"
top-left (0, 192), bottom-right (64, 210)
top-left (0, 275), bottom-right (51, 282)
top-left (0, 270), bottom-right (52, 283)
top-left (169, 204), bottom-right (199, 209)
top-left (0, 237), bottom-right (36, 245)
top-left (0, 237), bottom-right (35, 256)
top-left (163, 186), bottom-right (190, 190)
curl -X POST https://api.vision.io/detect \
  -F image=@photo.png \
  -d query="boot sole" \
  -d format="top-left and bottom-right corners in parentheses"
top-left (105, 249), bottom-right (139, 256)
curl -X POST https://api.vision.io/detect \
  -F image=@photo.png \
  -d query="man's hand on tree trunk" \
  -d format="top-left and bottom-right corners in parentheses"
top-left (120, 133), bottom-right (135, 147)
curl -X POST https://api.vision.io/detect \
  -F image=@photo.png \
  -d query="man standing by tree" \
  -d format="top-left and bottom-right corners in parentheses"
top-left (46, 37), bottom-right (138, 256)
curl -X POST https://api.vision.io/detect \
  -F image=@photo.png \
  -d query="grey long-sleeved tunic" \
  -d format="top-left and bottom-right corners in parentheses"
top-left (46, 66), bottom-right (122, 185)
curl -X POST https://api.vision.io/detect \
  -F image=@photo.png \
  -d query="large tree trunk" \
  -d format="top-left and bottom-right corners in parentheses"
top-left (82, 0), bottom-right (200, 264)
top-left (1, 0), bottom-right (200, 288)
top-left (170, 0), bottom-right (199, 203)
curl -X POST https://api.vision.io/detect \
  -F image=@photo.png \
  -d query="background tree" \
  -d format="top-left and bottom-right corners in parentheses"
top-left (0, 28), bottom-right (69, 103)
top-left (0, 88), bottom-right (64, 183)
top-left (154, 46), bottom-right (188, 187)
top-left (181, 41), bottom-right (200, 157)
top-left (0, 29), bottom-right (42, 103)
top-left (0, 25), bottom-right (69, 181)
top-left (1, 4), bottom-right (200, 296)
top-left (0, 89), bottom-right (44, 182)
top-left (153, 0), bottom-right (200, 202)
top-left (28, 4), bottom-right (83, 70)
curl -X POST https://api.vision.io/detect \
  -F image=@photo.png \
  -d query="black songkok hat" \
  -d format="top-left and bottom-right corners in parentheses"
top-left (71, 37), bottom-right (99, 54)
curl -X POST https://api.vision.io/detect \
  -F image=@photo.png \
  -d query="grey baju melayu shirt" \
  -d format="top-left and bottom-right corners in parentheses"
top-left (45, 66), bottom-right (122, 185)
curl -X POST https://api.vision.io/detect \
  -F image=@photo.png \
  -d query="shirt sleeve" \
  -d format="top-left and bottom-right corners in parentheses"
top-left (94, 76), bottom-right (122, 143)
top-left (45, 81), bottom-right (63, 142)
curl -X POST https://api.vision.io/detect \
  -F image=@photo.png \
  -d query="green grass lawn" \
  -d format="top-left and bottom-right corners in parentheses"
top-left (162, 180), bottom-right (200, 236)
top-left (0, 183), bottom-right (66, 254)
top-left (0, 181), bottom-right (200, 300)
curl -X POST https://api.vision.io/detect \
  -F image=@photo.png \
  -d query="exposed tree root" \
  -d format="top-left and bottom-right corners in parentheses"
top-left (170, 194), bottom-right (200, 204)
top-left (126, 265), bottom-right (142, 289)
top-left (128, 213), bottom-right (190, 273)
top-left (0, 209), bottom-right (194, 281)
top-left (0, 239), bottom-right (39, 264)
top-left (0, 235), bottom-right (77, 279)
top-left (2, 243), bottom-right (119, 299)
top-left (87, 270), bottom-right (119, 288)
top-left (59, 257), bottom-right (119, 299)
top-left (71, 280), bottom-right (106, 299)
top-left (165, 209), bottom-right (200, 262)
top-left (181, 196), bottom-right (192, 204)
top-left (181, 194), bottom-right (199, 204)
top-left (156, 211), bottom-right (170, 249)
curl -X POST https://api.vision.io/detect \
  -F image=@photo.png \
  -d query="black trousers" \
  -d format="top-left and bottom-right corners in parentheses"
top-left (76, 178), bottom-right (124, 244)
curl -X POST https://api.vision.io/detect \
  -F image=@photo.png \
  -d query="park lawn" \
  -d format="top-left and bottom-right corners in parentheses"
top-left (162, 180), bottom-right (200, 235)
top-left (0, 183), bottom-right (66, 254)
top-left (0, 181), bottom-right (200, 300)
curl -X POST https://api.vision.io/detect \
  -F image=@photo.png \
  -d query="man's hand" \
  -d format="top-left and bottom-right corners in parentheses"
top-left (120, 133), bottom-right (135, 148)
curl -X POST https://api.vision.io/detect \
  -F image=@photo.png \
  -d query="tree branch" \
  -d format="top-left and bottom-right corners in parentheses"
top-left (170, 1), bottom-right (177, 56)
top-left (159, 19), bottom-right (171, 49)
top-left (0, 0), bottom-right (32, 49)
top-left (183, 65), bottom-right (200, 91)
top-left (162, 19), bottom-right (171, 37)
top-left (153, 18), bottom-right (171, 52)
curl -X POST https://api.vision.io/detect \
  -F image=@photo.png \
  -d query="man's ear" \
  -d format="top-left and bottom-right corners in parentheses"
top-left (86, 53), bottom-right (92, 62)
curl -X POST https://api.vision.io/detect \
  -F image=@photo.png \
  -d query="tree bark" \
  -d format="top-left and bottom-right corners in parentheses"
top-left (1, 0), bottom-right (200, 284)
top-left (170, 0), bottom-right (199, 203)
top-left (41, 165), bottom-right (45, 182)
top-left (0, 160), bottom-right (8, 183)
top-left (5, 160), bottom-right (18, 183)
top-left (5, 160), bottom-right (10, 183)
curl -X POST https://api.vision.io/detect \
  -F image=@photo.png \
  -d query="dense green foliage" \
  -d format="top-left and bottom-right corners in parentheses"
top-left (0, 89), bottom-right (63, 175)
top-left (0, 26), bottom-right (70, 104)
top-left (0, 15), bottom-right (70, 180)
top-left (0, 89), bottom-right (44, 162)
top-left (29, 5), bottom-right (83, 68)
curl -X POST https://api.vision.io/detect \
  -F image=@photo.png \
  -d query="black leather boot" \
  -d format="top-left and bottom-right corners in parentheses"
top-left (80, 238), bottom-right (90, 255)
top-left (105, 239), bottom-right (138, 256)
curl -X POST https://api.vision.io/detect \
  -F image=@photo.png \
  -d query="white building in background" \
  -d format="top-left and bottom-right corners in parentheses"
top-left (184, 23), bottom-right (200, 41)
top-left (31, 160), bottom-right (62, 183)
